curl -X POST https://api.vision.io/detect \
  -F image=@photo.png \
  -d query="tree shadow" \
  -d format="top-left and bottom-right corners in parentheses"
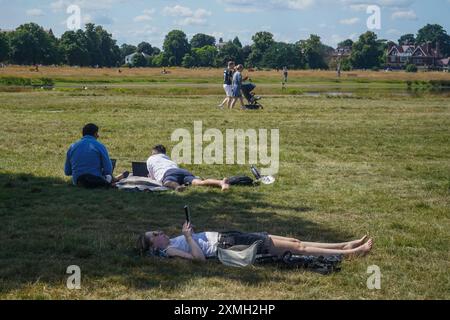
top-left (0, 172), bottom-right (354, 296)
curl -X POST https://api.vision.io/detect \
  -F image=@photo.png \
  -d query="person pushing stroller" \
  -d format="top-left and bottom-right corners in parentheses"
top-left (230, 64), bottom-right (248, 110)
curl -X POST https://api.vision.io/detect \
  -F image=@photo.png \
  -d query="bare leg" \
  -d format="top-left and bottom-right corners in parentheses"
top-left (239, 96), bottom-right (245, 109)
top-left (218, 97), bottom-right (228, 108)
top-left (226, 97), bottom-right (233, 109)
top-left (302, 235), bottom-right (369, 250)
top-left (192, 178), bottom-right (230, 191)
top-left (269, 235), bottom-right (368, 250)
top-left (268, 236), bottom-right (373, 258)
top-left (230, 98), bottom-right (237, 109)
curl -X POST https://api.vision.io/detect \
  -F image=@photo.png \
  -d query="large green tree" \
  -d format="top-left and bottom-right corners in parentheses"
top-left (10, 23), bottom-right (60, 65)
top-left (84, 23), bottom-right (102, 66)
top-left (232, 37), bottom-right (242, 48)
top-left (163, 30), bottom-right (191, 66)
top-left (416, 24), bottom-right (450, 56)
top-left (398, 34), bottom-right (416, 45)
top-left (191, 45), bottom-right (218, 67)
top-left (190, 33), bottom-right (216, 49)
top-left (0, 32), bottom-right (10, 62)
top-left (247, 31), bottom-right (275, 67)
top-left (338, 39), bottom-right (354, 48)
top-left (217, 41), bottom-right (243, 66)
top-left (261, 42), bottom-right (304, 69)
top-left (59, 30), bottom-right (90, 66)
top-left (298, 35), bottom-right (328, 69)
top-left (132, 53), bottom-right (148, 67)
top-left (350, 31), bottom-right (384, 69)
top-left (137, 42), bottom-right (154, 55)
top-left (96, 25), bottom-right (121, 67)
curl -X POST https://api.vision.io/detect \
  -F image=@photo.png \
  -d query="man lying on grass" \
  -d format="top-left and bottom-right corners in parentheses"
top-left (146, 145), bottom-right (230, 192)
top-left (137, 221), bottom-right (373, 261)
top-left (65, 123), bottom-right (128, 188)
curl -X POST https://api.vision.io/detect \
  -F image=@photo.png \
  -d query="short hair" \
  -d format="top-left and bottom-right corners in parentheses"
top-left (82, 123), bottom-right (99, 137)
top-left (228, 61), bottom-right (235, 68)
top-left (236, 64), bottom-right (244, 70)
top-left (152, 145), bottom-right (167, 155)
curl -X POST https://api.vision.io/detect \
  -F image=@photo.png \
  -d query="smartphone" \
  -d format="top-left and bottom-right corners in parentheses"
top-left (184, 205), bottom-right (191, 224)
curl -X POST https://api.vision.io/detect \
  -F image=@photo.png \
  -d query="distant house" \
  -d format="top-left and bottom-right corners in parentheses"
top-left (386, 43), bottom-right (443, 69)
top-left (125, 52), bottom-right (150, 65)
top-left (332, 46), bottom-right (352, 59)
top-left (216, 38), bottom-right (226, 50)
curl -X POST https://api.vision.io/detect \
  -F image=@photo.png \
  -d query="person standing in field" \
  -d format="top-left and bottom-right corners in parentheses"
top-left (230, 64), bottom-right (247, 109)
top-left (283, 66), bottom-right (289, 84)
top-left (218, 61), bottom-right (235, 109)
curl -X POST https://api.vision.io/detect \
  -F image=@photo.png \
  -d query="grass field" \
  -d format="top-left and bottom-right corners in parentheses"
top-left (0, 67), bottom-right (449, 300)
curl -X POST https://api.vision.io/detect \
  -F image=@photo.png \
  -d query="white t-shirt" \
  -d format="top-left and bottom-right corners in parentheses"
top-left (167, 232), bottom-right (219, 258)
top-left (146, 154), bottom-right (179, 182)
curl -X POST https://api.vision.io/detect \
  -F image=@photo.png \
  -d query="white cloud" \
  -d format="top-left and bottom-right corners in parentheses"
top-left (134, 9), bottom-right (155, 22)
top-left (26, 8), bottom-right (45, 17)
top-left (339, 17), bottom-right (360, 25)
top-left (391, 9), bottom-right (417, 20)
top-left (220, 0), bottom-right (314, 11)
top-left (133, 15), bottom-right (152, 22)
top-left (50, 0), bottom-right (125, 12)
top-left (163, 5), bottom-right (212, 26)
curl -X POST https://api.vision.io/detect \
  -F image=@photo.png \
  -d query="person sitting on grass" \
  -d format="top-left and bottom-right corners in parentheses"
top-left (146, 145), bottom-right (230, 192)
top-left (64, 123), bottom-right (128, 188)
top-left (137, 221), bottom-right (373, 261)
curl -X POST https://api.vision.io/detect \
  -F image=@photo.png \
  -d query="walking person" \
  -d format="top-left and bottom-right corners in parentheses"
top-left (230, 65), bottom-right (247, 109)
top-left (218, 61), bottom-right (235, 109)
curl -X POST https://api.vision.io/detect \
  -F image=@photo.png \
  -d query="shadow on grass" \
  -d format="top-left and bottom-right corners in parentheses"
top-left (0, 172), bottom-right (354, 296)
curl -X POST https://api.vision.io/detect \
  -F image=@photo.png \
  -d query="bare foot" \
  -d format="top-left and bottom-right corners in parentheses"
top-left (349, 239), bottom-right (373, 257)
top-left (343, 235), bottom-right (369, 250)
top-left (221, 178), bottom-right (230, 192)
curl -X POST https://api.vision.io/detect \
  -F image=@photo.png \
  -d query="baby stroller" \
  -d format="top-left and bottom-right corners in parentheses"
top-left (241, 82), bottom-right (263, 110)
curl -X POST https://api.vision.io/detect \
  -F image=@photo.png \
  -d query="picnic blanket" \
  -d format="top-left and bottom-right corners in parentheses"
top-left (115, 176), bottom-right (170, 192)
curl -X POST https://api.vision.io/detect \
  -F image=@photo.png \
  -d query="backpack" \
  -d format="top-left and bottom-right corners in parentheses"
top-left (227, 176), bottom-right (255, 186)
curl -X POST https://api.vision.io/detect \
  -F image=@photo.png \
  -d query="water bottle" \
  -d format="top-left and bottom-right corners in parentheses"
top-left (251, 165), bottom-right (262, 180)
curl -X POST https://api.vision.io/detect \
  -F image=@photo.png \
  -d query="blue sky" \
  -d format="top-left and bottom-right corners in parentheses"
top-left (1, 0), bottom-right (449, 48)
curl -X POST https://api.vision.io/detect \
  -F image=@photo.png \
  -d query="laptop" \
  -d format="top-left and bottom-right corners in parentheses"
top-left (132, 162), bottom-right (149, 177)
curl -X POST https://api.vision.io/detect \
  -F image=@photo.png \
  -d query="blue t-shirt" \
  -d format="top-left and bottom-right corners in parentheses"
top-left (232, 71), bottom-right (242, 88)
top-left (64, 135), bottom-right (113, 185)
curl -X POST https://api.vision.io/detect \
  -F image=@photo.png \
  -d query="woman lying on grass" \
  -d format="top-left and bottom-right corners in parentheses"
top-left (137, 222), bottom-right (373, 261)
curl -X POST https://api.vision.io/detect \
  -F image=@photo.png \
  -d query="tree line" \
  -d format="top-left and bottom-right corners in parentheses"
top-left (0, 22), bottom-right (448, 70)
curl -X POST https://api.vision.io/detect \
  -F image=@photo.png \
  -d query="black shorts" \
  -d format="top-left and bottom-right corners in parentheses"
top-left (77, 174), bottom-right (111, 189)
top-left (218, 231), bottom-right (271, 254)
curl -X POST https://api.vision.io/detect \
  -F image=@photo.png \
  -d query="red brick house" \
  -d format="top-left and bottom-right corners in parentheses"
top-left (386, 43), bottom-right (444, 69)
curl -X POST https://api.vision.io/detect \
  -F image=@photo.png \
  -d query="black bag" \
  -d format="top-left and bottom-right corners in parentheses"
top-left (227, 176), bottom-right (255, 186)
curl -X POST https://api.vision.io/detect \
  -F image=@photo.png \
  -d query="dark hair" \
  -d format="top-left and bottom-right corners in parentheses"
top-left (82, 123), bottom-right (99, 137)
top-left (152, 145), bottom-right (167, 155)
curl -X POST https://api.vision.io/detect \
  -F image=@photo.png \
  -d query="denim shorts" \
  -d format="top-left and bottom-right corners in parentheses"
top-left (162, 168), bottom-right (199, 186)
top-left (218, 231), bottom-right (271, 254)
top-left (232, 85), bottom-right (242, 97)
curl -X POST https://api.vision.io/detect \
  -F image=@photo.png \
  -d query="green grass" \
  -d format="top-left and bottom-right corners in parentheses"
top-left (0, 88), bottom-right (449, 300)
